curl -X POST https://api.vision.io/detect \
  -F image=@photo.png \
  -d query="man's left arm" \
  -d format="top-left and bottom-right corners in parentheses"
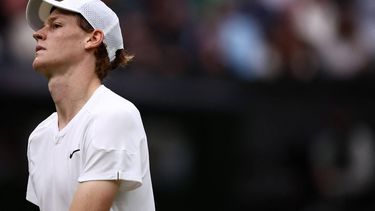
top-left (69, 180), bottom-right (120, 211)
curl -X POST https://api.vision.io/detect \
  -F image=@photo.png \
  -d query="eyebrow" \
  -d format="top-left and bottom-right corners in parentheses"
top-left (45, 16), bottom-right (59, 24)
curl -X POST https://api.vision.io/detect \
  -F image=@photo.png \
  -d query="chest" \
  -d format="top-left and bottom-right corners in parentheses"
top-left (28, 125), bottom-right (89, 204)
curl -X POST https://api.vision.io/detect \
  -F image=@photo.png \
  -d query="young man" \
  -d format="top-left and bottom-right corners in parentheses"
top-left (25, 0), bottom-right (155, 210)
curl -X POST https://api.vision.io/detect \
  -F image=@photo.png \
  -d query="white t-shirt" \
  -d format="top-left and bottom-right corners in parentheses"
top-left (26, 85), bottom-right (155, 211)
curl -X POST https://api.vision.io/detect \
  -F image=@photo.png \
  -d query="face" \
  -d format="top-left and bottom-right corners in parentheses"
top-left (32, 9), bottom-right (90, 76)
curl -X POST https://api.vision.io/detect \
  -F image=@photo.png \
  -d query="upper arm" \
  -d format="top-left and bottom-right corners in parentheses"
top-left (69, 180), bottom-right (120, 211)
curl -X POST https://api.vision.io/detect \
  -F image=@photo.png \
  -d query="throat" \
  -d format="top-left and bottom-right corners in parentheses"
top-left (48, 79), bottom-right (84, 130)
top-left (47, 72), bottom-right (101, 130)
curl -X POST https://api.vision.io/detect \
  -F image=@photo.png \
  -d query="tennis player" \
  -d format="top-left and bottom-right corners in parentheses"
top-left (25, 0), bottom-right (155, 210)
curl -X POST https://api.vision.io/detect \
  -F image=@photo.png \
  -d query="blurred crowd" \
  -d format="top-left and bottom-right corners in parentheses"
top-left (0, 0), bottom-right (375, 82)
top-left (2, 1), bottom-right (375, 210)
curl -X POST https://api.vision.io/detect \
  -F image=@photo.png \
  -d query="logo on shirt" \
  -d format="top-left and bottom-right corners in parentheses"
top-left (69, 149), bottom-right (80, 159)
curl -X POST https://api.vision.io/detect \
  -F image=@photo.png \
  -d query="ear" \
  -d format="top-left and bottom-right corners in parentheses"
top-left (85, 29), bottom-right (104, 50)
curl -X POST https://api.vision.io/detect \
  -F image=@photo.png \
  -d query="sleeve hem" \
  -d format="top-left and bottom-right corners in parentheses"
top-left (26, 195), bottom-right (38, 206)
top-left (78, 172), bottom-right (142, 191)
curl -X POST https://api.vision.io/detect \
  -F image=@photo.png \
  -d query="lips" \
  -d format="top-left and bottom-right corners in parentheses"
top-left (35, 45), bottom-right (46, 52)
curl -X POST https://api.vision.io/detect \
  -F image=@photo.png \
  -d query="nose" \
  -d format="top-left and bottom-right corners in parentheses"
top-left (33, 29), bottom-right (46, 41)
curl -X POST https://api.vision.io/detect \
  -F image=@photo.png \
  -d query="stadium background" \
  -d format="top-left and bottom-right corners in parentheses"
top-left (1, 0), bottom-right (375, 210)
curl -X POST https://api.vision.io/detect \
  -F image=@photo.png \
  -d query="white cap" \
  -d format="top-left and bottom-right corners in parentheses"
top-left (26, 0), bottom-right (124, 62)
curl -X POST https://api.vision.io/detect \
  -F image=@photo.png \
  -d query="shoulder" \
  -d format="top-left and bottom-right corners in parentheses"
top-left (85, 86), bottom-right (146, 151)
top-left (29, 112), bottom-right (57, 141)
top-left (28, 113), bottom-right (57, 157)
top-left (88, 85), bottom-right (141, 120)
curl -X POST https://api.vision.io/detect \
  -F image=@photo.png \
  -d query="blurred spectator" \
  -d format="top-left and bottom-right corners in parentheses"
top-left (257, 0), bottom-right (296, 13)
top-left (2, 0), bottom-right (34, 64)
top-left (267, 6), bottom-right (318, 80)
top-left (7, 13), bottom-right (35, 63)
top-left (194, 2), bottom-right (228, 78)
top-left (308, 110), bottom-right (375, 210)
top-left (356, 0), bottom-right (375, 66)
top-left (216, 2), bottom-right (273, 80)
top-left (144, 0), bottom-right (197, 76)
top-left (292, 0), bottom-right (370, 79)
top-left (121, 11), bottom-right (165, 74)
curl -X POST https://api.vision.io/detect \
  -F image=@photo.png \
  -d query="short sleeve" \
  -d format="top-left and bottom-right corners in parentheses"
top-left (78, 108), bottom-right (145, 191)
top-left (26, 135), bottom-right (38, 206)
top-left (26, 176), bottom-right (38, 205)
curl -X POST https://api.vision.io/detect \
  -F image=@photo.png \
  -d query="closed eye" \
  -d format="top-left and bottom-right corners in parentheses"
top-left (52, 23), bottom-right (62, 29)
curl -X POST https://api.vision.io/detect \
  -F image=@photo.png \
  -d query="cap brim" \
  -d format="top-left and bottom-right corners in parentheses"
top-left (26, 0), bottom-right (44, 31)
top-left (26, 0), bottom-right (80, 31)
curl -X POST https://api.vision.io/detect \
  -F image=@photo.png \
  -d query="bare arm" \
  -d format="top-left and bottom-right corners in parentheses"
top-left (69, 180), bottom-right (120, 211)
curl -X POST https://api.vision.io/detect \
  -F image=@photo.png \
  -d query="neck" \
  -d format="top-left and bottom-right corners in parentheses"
top-left (48, 66), bottom-right (101, 130)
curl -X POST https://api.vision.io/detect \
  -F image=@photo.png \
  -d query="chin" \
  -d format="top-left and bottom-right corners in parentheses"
top-left (32, 59), bottom-right (42, 71)
top-left (32, 59), bottom-right (48, 74)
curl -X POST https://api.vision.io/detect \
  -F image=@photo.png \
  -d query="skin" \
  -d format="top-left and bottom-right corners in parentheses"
top-left (32, 9), bottom-right (120, 211)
